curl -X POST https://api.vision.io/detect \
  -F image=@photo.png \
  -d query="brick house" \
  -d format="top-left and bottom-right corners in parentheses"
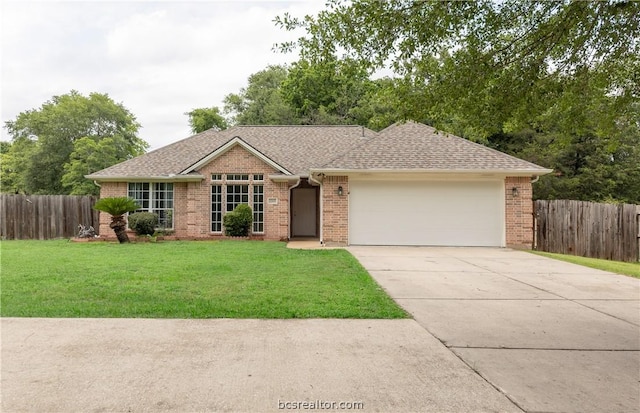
top-left (87, 121), bottom-right (551, 247)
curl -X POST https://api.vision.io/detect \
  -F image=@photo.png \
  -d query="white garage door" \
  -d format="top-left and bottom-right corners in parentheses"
top-left (349, 180), bottom-right (504, 246)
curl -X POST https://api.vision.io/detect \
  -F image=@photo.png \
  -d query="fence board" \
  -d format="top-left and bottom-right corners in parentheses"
top-left (0, 195), bottom-right (99, 240)
top-left (534, 200), bottom-right (639, 262)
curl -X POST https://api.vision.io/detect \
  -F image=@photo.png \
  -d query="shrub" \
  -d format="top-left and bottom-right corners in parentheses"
top-left (128, 212), bottom-right (158, 236)
top-left (223, 204), bottom-right (253, 236)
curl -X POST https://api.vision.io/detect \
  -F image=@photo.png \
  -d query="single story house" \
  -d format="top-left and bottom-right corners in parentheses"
top-left (87, 121), bottom-right (552, 247)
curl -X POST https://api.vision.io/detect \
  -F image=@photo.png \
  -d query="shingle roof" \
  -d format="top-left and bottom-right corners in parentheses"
top-left (87, 122), bottom-right (551, 179)
top-left (320, 122), bottom-right (550, 172)
top-left (87, 125), bottom-right (376, 178)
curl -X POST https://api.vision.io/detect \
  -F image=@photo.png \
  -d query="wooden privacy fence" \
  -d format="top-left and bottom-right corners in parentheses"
top-left (534, 200), bottom-right (640, 262)
top-left (0, 194), bottom-right (99, 240)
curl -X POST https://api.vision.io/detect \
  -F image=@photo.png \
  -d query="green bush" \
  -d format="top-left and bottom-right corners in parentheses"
top-left (223, 204), bottom-right (253, 236)
top-left (128, 212), bottom-right (158, 236)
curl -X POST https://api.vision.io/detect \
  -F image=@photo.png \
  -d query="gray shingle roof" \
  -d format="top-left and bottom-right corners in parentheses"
top-left (87, 122), bottom-right (550, 179)
top-left (320, 122), bottom-right (550, 172)
top-left (88, 125), bottom-right (376, 178)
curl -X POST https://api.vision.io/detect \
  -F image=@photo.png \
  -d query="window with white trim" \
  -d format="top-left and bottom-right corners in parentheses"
top-left (226, 184), bottom-right (249, 212)
top-left (128, 182), bottom-right (174, 229)
top-left (211, 185), bottom-right (222, 232)
top-left (253, 185), bottom-right (264, 233)
top-left (210, 174), bottom-right (265, 234)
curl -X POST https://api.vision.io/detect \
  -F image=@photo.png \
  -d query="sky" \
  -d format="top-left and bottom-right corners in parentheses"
top-left (1, 0), bottom-right (326, 150)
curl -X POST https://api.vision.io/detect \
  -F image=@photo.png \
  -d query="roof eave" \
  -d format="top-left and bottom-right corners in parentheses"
top-left (268, 174), bottom-right (301, 182)
top-left (85, 174), bottom-right (205, 182)
top-left (311, 168), bottom-right (554, 177)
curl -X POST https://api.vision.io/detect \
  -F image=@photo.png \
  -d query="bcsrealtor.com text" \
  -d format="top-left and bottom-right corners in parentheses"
top-left (278, 399), bottom-right (364, 410)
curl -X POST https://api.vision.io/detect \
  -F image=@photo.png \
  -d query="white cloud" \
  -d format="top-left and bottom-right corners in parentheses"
top-left (1, 1), bottom-right (324, 149)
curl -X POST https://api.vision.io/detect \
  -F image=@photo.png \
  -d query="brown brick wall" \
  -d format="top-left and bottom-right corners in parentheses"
top-left (321, 176), bottom-right (349, 245)
top-left (97, 182), bottom-right (127, 237)
top-left (505, 176), bottom-right (533, 249)
top-left (97, 145), bottom-right (292, 240)
top-left (184, 145), bottom-right (289, 240)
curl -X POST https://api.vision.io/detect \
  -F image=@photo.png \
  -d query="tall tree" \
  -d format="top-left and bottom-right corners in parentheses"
top-left (280, 58), bottom-right (374, 125)
top-left (223, 65), bottom-right (298, 125)
top-left (276, 0), bottom-right (639, 139)
top-left (185, 107), bottom-right (227, 134)
top-left (3, 91), bottom-right (147, 194)
top-left (223, 60), bottom-right (401, 130)
top-left (0, 137), bottom-right (37, 194)
top-left (61, 136), bottom-right (132, 195)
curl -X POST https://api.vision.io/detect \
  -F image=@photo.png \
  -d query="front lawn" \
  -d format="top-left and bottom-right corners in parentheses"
top-left (0, 240), bottom-right (407, 318)
top-left (530, 251), bottom-right (640, 278)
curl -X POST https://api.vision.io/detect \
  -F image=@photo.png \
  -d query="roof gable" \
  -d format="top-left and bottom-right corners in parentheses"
top-left (182, 136), bottom-right (291, 175)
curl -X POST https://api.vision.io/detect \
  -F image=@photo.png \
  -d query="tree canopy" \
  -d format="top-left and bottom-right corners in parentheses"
top-left (276, 0), bottom-right (639, 139)
top-left (185, 107), bottom-right (228, 134)
top-left (223, 65), bottom-right (298, 125)
top-left (2, 91), bottom-right (147, 195)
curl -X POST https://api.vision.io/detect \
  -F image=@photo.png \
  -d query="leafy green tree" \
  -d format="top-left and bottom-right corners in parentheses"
top-left (280, 58), bottom-right (373, 125)
top-left (185, 107), bottom-right (227, 134)
top-left (0, 137), bottom-right (37, 193)
top-left (61, 136), bottom-right (129, 195)
top-left (277, 0), bottom-right (639, 140)
top-left (3, 91), bottom-right (147, 194)
top-left (224, 65), bottom-right (298, 125)
top-left (223, 60), bottom-right (401, 130)
top-left (93, 197), bottom-right (139, 243)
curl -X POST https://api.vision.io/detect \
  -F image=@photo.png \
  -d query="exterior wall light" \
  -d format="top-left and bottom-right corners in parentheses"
top-left (512, 187), bottom-right (519, 197)
top-left (337, 186), bottom-right (343, 196)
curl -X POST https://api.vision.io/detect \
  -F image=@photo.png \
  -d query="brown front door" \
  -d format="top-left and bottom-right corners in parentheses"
top-left (291, 187), bottom-right (317, 237)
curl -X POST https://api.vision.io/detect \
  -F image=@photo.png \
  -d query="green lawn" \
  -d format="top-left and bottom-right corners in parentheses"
top-left (530, 251), bottom-right (640, 278)
top-left (0, 240), bottom-right (407, 319)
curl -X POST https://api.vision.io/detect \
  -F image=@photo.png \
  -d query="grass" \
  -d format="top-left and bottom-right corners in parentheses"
top-left (0, 240), bottom-right (407, 319)
top-left (530, 251), bottom-right (640, 278)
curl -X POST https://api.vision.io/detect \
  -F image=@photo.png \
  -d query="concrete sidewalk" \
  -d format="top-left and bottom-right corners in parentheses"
top-left (348, 246), bottom-right (640, 413)
top-left (1, 318), bottom-right (519, 413)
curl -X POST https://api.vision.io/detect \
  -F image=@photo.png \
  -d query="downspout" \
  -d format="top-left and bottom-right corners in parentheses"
top-left (288, 176), bottom-right (302, 240)
top-left (308, 173), bottom-right (324, 245)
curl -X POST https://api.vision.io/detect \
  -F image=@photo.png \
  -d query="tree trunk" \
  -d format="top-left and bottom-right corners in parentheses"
top-left (110, 215), bottom-right (130, 243)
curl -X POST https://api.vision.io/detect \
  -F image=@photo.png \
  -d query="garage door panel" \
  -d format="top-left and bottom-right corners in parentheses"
top-left (349, 180), bottom-right (503, 246)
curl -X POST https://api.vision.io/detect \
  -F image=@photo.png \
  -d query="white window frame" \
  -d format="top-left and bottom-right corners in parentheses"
top-left (210, 173), bottom-right (265, 234)
top-left (253, 184), bottom-right (264, 233)
top-left (128, 182), bottom-right (174, 229)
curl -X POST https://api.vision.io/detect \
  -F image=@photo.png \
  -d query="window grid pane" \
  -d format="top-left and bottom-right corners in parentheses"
top-left (128, 182), bottom-right (150, 212)
top-left (153, 183), bottom-right (174, 228)
top-left (226, 174), bottom-right (249, 181)
top-left (211, 185), bottom-right (222, 232)
top-left (127, 183), bottom-right (173, 229)
top-left (253, 185), bottom-right (264, 233)
top-left (226, 185), bottom-right (249, 212)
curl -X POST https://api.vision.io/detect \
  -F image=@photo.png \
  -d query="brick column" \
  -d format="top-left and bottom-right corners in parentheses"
top-left (505, 177), bottom-right (533, 249)
top-left (322, 176), bottom-right (349, 245)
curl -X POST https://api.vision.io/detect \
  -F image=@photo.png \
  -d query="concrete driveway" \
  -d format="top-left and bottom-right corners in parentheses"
top-left (348, 246), bottom-right (640, 413)
top-left (2, 319), bottom-right (520, 413)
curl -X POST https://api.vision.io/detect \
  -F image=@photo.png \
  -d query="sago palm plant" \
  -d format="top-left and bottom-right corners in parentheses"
top-left (93, 197), bottom-right (139, 243)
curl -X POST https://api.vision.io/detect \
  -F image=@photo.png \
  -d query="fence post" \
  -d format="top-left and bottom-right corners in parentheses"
top-left (637, 205), bottom-right (640, 262)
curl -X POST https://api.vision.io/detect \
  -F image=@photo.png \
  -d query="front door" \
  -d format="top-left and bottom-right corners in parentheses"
top-left (291, 188), bottom-right (317, 237)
